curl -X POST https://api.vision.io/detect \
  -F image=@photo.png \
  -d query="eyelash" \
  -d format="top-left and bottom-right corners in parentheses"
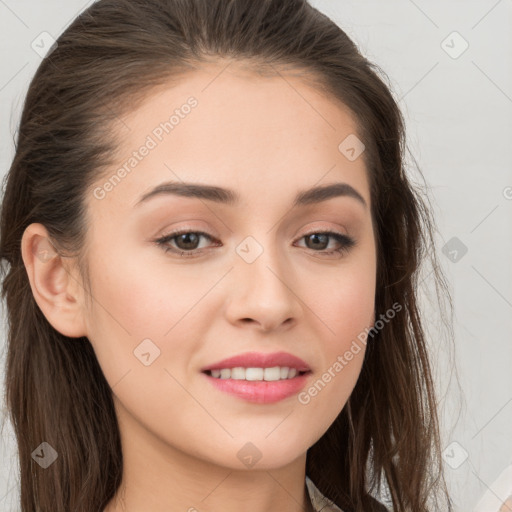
top-left (154, 228), bottom-right (356, 258)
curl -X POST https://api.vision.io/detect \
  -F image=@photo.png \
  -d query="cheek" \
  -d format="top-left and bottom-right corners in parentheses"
top-left (319, 277), bottom-right (373, 383)
top-left (83, 249), bottom-right (218, 382)
top-left (312, 225), bottom-right (377, 341)
top-left (87, 248), bottom-right (205, 335)
top-left (316, 259), bottom-right (376, 349)
top-left (297, 257), bottom-right (375, 417)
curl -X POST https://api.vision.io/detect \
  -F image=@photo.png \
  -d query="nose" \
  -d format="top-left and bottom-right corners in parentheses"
top-left (223, 243), bottom-right (302, 332)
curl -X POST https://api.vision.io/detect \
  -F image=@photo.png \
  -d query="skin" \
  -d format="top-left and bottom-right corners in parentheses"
top-left (500, 496), bottom-right (512, 512)
top-left (21, 60), bottom-right (377, 512)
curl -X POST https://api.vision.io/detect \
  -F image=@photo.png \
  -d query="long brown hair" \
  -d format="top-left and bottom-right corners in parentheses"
top-left (0, 1), bottom-right (455, 510)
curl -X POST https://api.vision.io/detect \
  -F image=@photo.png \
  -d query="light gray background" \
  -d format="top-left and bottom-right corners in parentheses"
top-left (1, 1), bottom-right (511, 511)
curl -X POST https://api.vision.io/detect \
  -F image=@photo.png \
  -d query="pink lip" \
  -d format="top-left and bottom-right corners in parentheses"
top-left (200, 351), bottom-right (311, 372)
top-left (202, 372), bottom-right (310, 404)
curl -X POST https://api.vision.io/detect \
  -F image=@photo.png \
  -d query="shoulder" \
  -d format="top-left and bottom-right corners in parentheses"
top-left (306, 475), bottom-right (390, 512)
top-left (306, 475), bottom-right (344, 512)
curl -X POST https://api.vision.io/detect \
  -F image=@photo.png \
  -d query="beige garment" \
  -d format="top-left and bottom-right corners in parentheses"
top-left (306, 475), bottom-right (344, 512)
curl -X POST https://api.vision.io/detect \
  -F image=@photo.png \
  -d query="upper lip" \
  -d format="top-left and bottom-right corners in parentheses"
top-left (201, 351), bottom-right (311, 372)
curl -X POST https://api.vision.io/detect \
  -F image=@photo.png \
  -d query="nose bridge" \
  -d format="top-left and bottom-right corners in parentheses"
top-left (225, 232), bottom-right (301, 330)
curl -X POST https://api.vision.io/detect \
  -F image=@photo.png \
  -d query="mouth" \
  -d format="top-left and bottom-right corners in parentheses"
top-left (200, 351), bottom-right (312, 403)
top-left (201, 366), bottom-right (313, 404)
top-left (202, 367), bottom-right (312, 381)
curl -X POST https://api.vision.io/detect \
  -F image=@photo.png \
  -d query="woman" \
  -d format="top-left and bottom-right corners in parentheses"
top-left (0, 0), bottom-right (454, 511)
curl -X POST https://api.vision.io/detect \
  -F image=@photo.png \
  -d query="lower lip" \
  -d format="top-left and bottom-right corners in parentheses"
top-left (202, 371), bottom-right (311, 404)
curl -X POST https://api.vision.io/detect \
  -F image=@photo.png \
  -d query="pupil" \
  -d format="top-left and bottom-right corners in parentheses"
top-left (178, 233), bottom-right (198, 250)
top-left (308, 233), bottom-right (327, 249)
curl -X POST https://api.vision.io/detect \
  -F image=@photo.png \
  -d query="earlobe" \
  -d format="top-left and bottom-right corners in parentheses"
top-left (21, 223), bottom-right (88, 338)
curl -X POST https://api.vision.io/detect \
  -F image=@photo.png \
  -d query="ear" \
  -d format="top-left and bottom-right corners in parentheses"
top-left (21, 223), bottom-right (88, 338)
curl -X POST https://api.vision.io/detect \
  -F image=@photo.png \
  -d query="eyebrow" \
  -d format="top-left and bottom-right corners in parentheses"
top-left (134, 181), bottom-right (367, 209)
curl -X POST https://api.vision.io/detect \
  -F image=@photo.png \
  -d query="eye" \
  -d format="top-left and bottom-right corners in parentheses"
top-left (154, 229), bottom-right (219, 257)
top-left (296, 231), bottom-right (356, 256)
top-left (154, 228), bottom-right (356, 258)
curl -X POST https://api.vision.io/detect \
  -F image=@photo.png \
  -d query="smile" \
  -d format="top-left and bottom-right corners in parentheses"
top-left (202, 368), bottom-right (312, 404)
top-left (204, 366), bottom-right (309, 381)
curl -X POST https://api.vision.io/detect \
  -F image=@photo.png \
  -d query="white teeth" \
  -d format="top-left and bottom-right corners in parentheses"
top-left (263, 367), bottom-right (281, 381)
top-left (220, 368), bottom-right (231, 379)
top-left (245, 367), bottom-right (264, 380)
top-left (231, 367), bottom-right (246, 380)
top-left (207, 366), bottom-right (306, 381)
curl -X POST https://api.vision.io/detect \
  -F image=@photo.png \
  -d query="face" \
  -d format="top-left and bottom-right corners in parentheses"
top-left (79, 61), bottom-right (376, 471)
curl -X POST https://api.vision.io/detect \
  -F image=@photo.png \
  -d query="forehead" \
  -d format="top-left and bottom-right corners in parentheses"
top-left (89, 61), bottom-right (370, 218)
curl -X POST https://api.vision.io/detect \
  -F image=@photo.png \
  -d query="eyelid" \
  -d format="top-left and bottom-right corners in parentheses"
top-left (299, 225), bottom-right (348, 237)
top-left (154, 224), bottom-right (355, 258)
top-left (155, 224), bottom-right (347, 244)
